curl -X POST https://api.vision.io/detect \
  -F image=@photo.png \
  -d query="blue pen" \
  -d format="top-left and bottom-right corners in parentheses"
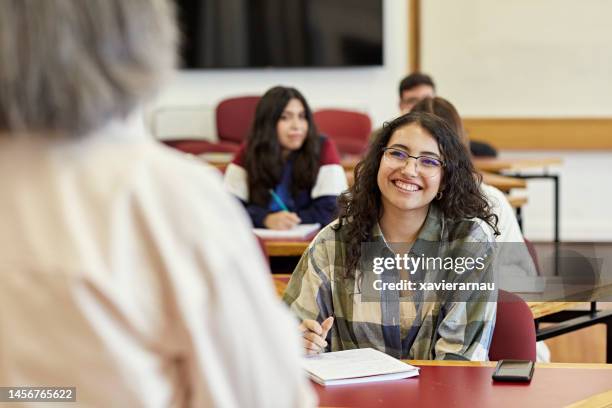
top-left (269, 189), bottom-right (289, 211)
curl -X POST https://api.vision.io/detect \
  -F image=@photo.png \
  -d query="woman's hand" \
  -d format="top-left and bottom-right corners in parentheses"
top-left (299, 317), bottom-right (334, 355)
top-left (264, 211), bottom-right (301, 230)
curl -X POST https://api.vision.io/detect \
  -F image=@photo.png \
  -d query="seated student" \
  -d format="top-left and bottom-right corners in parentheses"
top-left (0, 1), bottom-right (314, 406)
top-left (412, 97), bottom-right (549, 362)
top-left (397, 73), bottom-right (437, 114)
top-left (284, 111), bottom-right (499, 360)
top-left (372, 73), bottom-right (497, 157)
top-left (411, 99), bottom-right (520, 241)
top-left (411, 97), bottom-right (537, 276)
top-left (224, 86), bottom-right (348, 230)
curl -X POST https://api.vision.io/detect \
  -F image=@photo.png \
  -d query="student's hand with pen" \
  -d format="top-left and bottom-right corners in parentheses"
top-left (299, 317), bottom-right (334, 355)
top-left (263, 211), bottom-right (301, 230)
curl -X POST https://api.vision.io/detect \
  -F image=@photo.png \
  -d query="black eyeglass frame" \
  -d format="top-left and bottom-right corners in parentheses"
top-left (381, 147), bottom-right (445, 169)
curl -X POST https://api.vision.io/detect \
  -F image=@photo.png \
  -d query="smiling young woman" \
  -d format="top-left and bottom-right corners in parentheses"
top-left (224, 86), bottom-right (347, 230)
top-left (283, 111), bottom-right (501, 361)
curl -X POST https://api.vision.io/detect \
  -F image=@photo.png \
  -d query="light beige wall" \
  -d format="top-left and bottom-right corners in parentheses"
top-left (420, 1), bottom-right (612, 241)
top-left (421, 0), bottom-right (612, 117)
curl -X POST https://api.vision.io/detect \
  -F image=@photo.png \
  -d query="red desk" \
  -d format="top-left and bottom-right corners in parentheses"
top-left (314, 361), bottom-right (612, 408)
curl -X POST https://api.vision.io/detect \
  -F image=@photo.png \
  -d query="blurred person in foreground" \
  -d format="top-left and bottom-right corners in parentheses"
top-left (0, 1), bottom-right (314, 406)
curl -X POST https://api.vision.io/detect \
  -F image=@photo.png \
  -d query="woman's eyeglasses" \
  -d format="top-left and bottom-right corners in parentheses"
top-left (382, 147), bottom-right (444, 177)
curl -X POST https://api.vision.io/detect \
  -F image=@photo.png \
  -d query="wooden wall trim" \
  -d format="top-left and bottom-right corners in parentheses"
top-left (463, 118), bottom-right (612, 150)
top-left (409, 0), bottom-right (420, 72)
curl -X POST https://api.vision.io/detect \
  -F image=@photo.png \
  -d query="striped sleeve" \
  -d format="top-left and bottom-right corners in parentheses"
top-left (311, 137), bottom-right (348, 199)
top-left (223, 146), bottom-right (248, 201)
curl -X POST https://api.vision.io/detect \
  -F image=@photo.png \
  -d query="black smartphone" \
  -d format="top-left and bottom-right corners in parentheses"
top-left (492, 360), bottom-right (535, 382)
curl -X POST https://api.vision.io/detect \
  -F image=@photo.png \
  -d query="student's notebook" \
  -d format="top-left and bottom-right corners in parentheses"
top-left (253, 223), bottom-right (320, 240)
top-left (302, 348), bottom-right (419, 386)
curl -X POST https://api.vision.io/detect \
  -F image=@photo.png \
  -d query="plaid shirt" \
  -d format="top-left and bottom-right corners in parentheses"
top-left (283, 205), bottom-right (497, 361)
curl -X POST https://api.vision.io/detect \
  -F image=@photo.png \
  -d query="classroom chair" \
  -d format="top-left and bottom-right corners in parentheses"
top-left (313, 109), bottom-right (372, 156)
top-left (161, 95), bottom-right (260, 155)
top-left (489, 290), bottom-right (537, 361)
top-left (215, 95), bottom-right (260, 150)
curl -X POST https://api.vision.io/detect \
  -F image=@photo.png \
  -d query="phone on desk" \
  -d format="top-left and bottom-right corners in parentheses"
top-left (492, 360), bottom-right (534, 382)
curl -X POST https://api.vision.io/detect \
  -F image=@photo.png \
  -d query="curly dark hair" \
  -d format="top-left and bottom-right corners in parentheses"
top-left (244, 86), bottom-right (320, 206)
top-left (335, 111), bottom-right (499, 276)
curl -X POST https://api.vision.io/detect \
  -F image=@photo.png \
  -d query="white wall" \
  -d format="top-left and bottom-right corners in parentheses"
top-left (501, 150), bottom-right (612, 241)
top-left (421, 0), bottom-right (612, 116)
top-left (420, 0), bottom-right (612, 241)
top-left (149, 0), bottom-right (408, 139)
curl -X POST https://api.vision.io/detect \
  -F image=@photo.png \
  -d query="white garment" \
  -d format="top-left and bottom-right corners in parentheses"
top-left (480, 183), bottom-right (550, 363)
top-left (0, 124), bottom-right (315, 407)
top-left (481, 183), bottom-right (538, 277)
top-left (480, 183), bottom-right (524, 243)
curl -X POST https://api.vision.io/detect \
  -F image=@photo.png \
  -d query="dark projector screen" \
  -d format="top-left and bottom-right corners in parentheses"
top-left (175, 0), bottom-right (383, 68)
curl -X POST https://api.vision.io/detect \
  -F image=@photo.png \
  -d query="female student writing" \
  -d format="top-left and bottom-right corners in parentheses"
top-left (224, 86), bottom-right (348, 230)
top-left (283, 111), bottom-right (500, 360)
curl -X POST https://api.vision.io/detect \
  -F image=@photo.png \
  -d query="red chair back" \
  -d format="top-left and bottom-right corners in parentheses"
top-left (216, 96), bottom-right (261, 144)
top-left (313, 109), bottom-right (372, 156)
top-left (489, 290), bottom-right (536, 361)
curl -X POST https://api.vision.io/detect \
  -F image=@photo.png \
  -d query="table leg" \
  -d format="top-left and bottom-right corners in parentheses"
top-left (510, 173), bottom-right (560, 242)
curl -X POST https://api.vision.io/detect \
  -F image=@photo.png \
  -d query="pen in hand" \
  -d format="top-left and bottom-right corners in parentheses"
top-left (265, 189), bottom-right (301, 229)
top-left (299, 316), bottom-right (334, 355)
top-left (269, 189), bottom-right (289, 211)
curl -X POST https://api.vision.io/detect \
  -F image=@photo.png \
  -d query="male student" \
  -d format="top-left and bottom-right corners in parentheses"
top-left (374, 72), bottom-right (497, 157)
top-left (398, 73), bottom-right (437, 114)
top-left (0, 1), bottom-right (314, 406)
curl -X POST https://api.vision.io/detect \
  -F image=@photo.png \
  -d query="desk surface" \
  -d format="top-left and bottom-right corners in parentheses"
top-left (481, 171), bottom-right (527, 191)
top-left (265, 240), bottom-right (311, 257)
top-left (341, 156), bottom-right (361, 172)
top-left (527, 301), bottom-right (582, 319)
top-left (473, 157), bottom-right (563, 173)
top-left (314, 360), bottom-right (612, 408)
top-left (507, 195), bottom-right (528, 209)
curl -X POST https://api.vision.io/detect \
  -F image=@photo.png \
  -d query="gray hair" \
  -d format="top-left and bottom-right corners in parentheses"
top-left (0, 0), bottom-right (177, 136)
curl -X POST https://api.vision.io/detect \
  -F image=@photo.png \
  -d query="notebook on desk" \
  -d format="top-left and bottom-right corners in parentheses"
top-left (253, 223), bottom-right (320, 240)
top-left (302, 348), bottom-right (419, 386)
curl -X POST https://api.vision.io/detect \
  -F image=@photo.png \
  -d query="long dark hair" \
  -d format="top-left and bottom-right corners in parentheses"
top-left (245, 86), bottom-right (320, 206)
top-left (412, 96), bottom-right (469, 150)
top-left (335, 111), bottom-right (499, 276)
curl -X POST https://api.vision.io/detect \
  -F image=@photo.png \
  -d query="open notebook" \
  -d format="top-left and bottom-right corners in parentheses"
top-left (253, 223), bottom-right (320, 240)
top-left (302, 348), bottom-right (419, 386)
